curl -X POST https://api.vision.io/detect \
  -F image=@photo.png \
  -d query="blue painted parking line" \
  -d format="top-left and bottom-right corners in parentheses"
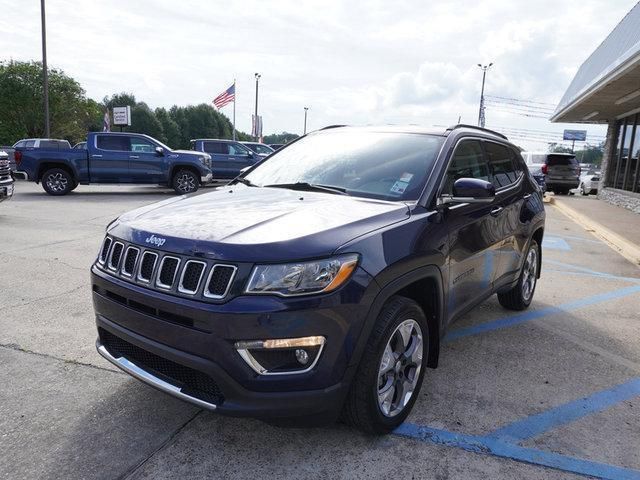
top-left (543, 236), bottom-right (572, 251)
top-left (445, 284), bottom-right (640, 342)
top-left (394, 423), bottom-right (640, 480)
top-left (546, 268), bottom-right (640, 284)
top-left (545, 260), bottom-right (623, 280)
top-left (487, 378), bottom-right (640, 442)
top-left (557, 233), bottom-right (603, 245)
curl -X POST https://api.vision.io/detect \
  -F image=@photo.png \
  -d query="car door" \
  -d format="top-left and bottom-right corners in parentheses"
top-left (484, 141), bottom-right (528, 287)
top-left (92, 135), bottom-right (131, 182)
top-left (227, 143), bottom-right (257, 176)
top-left (128, 135), bottom-right (164, 183)
top-left (202, 141), bottom-right (233, 179)
top-left (442, 139), bottom-right (504, 321)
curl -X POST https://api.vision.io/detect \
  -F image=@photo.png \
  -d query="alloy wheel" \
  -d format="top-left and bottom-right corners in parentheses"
top-left (521, 247), bottom-right (538, 302)
top-left (46, 172), bottom-right (68, 193)
top-left (177, 173), bottom-right (196, 193)
top-left (377, 319), bottom-right (423, 417)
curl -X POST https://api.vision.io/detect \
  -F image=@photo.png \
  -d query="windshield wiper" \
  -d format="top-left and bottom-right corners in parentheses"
top-left (264, 182), bottom-right (349, 195)
top-left (233, 177), bottom-right (258, 187)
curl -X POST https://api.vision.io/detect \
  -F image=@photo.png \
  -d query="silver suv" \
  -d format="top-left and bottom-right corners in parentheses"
top-left (522, 152), bottom-right (580, 195)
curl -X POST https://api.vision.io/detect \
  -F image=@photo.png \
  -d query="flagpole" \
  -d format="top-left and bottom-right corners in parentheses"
top-left (232, 78), bottom-right (236, 141)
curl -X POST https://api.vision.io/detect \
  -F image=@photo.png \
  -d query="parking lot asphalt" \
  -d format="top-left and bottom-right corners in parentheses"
top-left (1, 182), bottom-right (639, 480)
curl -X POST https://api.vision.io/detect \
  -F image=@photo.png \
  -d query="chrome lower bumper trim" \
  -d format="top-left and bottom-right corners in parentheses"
top-left (201, 173), bottom-right (213, 183)
top-left (13, 171), bottom-right (28, 180)
top-left (97, 343), bottom-right (217, 411)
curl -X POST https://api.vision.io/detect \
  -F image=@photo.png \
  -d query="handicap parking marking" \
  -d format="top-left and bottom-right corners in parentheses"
top-left (543, 236), bottom-right (572, 251)
top-left (487, 378), bottom-right (640, 442)
top-left (444, 284), bottom-right (640, 342)
top-left (394, 422), bottom-right (640, 480)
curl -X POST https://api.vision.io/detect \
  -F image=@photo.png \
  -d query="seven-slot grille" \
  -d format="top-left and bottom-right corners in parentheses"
top-left (0, 158), bottom-right (10, 179)
top-left (97, 236), bottom-right (236, 301)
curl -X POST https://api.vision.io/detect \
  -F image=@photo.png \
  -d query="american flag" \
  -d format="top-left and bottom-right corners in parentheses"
top-left (213, 84), bottom-right (235, 109)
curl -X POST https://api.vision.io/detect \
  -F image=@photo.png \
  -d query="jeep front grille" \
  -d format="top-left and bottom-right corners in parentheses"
top-left (96, 236), bottom-right (237, 302)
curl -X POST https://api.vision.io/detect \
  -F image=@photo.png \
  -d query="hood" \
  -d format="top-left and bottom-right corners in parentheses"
top-left (110, 186), bottom-right (410, 262)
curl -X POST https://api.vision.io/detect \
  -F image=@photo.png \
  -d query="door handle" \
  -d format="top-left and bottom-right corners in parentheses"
top-left (523, 193), bottom-right (532, 199)
top-left (490, 206), bottom-right (504, 216)
top-left (91, 154), bottom-right (103, 158)
top-left (129, 155), bottom-right (139, 159)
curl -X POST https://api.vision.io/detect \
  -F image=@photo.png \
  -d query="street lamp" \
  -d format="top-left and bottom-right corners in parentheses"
top-left (254, 73), bottom-right (261, 141)
top-left (41, 0), bottom-right (50, 137)
top-left (477, 63), bottom-right (493, 128)
top-left (303, 107), bottom-right (309, 135)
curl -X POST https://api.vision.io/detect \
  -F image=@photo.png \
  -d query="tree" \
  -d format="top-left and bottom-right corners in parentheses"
top-left (548, 143), bottom-right (574, 154)
top-left (0, 60), bottom-right (90, 144)
top-left (155, 107), bottom-right (181, 148)
top-left (263, 132), bottom-right (299, 144)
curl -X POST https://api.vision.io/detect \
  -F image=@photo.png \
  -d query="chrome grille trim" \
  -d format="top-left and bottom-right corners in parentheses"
top-left (99, 237), bottom-right (113, 264)
top-left (121, 247), bottom-right (140, 277)
top-left (156, 256), bottom-right (181, 290)
top-left (178, 260), bottom-right (207, 294)
top-left (137, 251), bottom-right (158, 283)
top-left (108, 242), bottom-right (124, 271)
top-left (204, 264), bottom-right (237, 299)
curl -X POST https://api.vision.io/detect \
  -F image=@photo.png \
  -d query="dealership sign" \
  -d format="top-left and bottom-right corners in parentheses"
top-left (113, 106), bottom-right (131, 126)
top-left (563, 129), bottom-right (587, 141)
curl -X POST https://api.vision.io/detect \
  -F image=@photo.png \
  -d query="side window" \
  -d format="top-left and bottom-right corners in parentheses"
top-left (229, 143), bottom-right (250, 156)
top-left (40, 140), bottom-right (57, 149)
top-left (485, 142), bottom-right (518, 189)
top-left (511, 149), bottom-right (525, 178)
top-left (443, 140), bottom-right (489, 195)
top-left (24, 140), bottom-right (36, 148)
top-left (129, 137), bottom-right (156, 153)
top-left (97, 135), bottom-right (130, 151)
top-left (14, 141), bottom-right (25, 148)
top-left (203, 141), bottom-right (228, 155)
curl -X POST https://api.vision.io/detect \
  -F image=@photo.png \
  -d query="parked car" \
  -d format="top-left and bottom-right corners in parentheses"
top-left (14, 132), bottom-right (212, 196)
top-left (521, 152), bottom-right (580, 195)
top-left (0, 151), bottom-right (14, 202)
top-left (579, 171), bottom-right (601, 196)
top-left (241, 142), bottom-right (275, 157)
top-left (4, 139), bottom-right (71, 173)
top-left (526, 164), bottom-right (547, 193)
top-left (268, 143), bottom-right (285, 150)
top-left (190, 139), bottom-right (261, 180)
top-left (73, 142), bottom-right (87, 150)
top-left (92, 124), bottom-right (545, 433)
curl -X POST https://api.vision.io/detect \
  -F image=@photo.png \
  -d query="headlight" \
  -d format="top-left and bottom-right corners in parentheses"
top-left (246, 254), bottom-right (359, 296)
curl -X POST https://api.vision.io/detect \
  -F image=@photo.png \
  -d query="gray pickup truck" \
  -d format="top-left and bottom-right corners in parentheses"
top-left (0, 151), bottom-right (14, 202)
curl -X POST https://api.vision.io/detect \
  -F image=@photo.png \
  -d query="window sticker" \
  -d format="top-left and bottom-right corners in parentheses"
top-left (400, 172), bottom-right (414, 183)
top-left (390, 180), bottom-right (409, 196)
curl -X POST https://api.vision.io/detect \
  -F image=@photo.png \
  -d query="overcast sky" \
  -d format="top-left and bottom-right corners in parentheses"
top-left (1, 0), bottom-right (636, 149)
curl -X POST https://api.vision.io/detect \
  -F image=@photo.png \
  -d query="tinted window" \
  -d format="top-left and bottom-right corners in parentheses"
top-left (485, 142), bottom-right (518, 188)
top-left (130, 137), bottom-right (156, 153)
top-left (245, 131), bottom-right (445, 201)
top-left (547, 155), bottom-right (577, 166)
top-left (97, 135), bottom-right (130, 151)
top-left (443, 140), bottom-right (489, 195)
top-left (229, 143), bottom-right (250, 156)
top-left (13, 141), bottom-right (25, 148)
top-left (40, 140), bottom-right (59, 149)
top-left (24, 140), bottom-right (36, 148)
top-left (203, 141), bottom-right (228, 155)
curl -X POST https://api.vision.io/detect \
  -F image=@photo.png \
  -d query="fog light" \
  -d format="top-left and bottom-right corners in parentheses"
top-left (295, 348), bottom-right (309, 365)
top-left (234, 336), bottom-right (325, 375)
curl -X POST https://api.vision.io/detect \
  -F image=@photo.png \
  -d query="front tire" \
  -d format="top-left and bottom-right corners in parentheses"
top-left (579, 183), bottom-right (588, 196)
top-left (342, 296), bottom-right (428, 434)
top-left (172, 169), bottom-right (199, 195)
top-left (42, 168), bottom-right (74, 196)
top-left (498, 239), bottom-right (539, 311)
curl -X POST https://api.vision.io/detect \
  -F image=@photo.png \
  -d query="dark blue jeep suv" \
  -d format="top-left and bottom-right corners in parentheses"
top-left (92, 125), bottom-right (545, 433)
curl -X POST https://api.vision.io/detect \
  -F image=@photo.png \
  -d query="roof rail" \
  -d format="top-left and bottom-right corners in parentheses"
top-left (445, 124), bottom-right (508, 140)
top-left (320, 124), bottom-right (348, 130)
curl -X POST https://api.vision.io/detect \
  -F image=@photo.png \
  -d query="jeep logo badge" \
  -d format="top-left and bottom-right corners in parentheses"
top-left (145, 234), bottom-right (166, 247)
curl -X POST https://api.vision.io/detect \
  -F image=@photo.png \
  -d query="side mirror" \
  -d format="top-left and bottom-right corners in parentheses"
top-left (155, 146), bottom-right (164, 156)
top-left (441, 178), bottom-right (495, 205)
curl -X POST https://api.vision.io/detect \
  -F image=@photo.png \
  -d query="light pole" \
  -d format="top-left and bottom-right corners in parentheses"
top-left (477, 63), bottom-right (493, 128)
top-left (254, 73), bottom-right (261, 141)
top-left (303, 107), bottom-right (309, 135)
top-left (41, 0), bottom-right (50, 137)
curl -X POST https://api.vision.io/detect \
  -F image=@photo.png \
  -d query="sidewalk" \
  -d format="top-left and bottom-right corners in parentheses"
top-left (550, 194), bottom-right (640, 266)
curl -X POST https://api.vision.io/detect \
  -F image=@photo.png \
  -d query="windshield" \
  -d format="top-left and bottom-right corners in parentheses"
top-left (244, 130), bottom-right (444, 201)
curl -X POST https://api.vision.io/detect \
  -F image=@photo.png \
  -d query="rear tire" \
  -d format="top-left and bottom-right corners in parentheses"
top-left (172, 169), bottom-right (199, 195)
top-left (498, 239), bottom-right (539, 311)
top-left (41, 168), bottom-right (74, 196)
top-left (342, 296), bottom-right (428, 434)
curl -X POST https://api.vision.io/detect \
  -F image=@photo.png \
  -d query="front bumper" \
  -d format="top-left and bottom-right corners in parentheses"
top-left (0, 179), bottom-right (13, 202)
top-left (92, 264), bottom-right (377, 420)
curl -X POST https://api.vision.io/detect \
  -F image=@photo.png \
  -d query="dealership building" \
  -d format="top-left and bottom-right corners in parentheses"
top-left (552, 1), bottom-right (640, 212)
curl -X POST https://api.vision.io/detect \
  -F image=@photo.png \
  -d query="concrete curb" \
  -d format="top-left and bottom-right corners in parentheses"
top-left (551, 198), bottom-right (640, 268)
